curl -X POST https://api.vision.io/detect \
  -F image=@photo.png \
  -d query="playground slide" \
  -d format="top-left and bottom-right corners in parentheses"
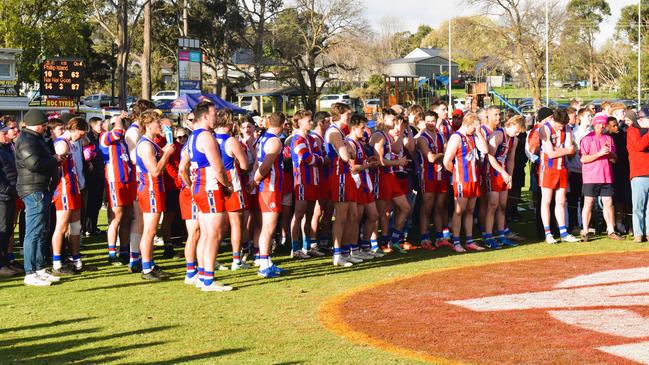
top-left (489, 89), bottom-right (523, 115)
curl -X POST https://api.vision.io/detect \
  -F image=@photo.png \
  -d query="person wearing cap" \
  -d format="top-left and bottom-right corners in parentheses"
top-left (538, 108), bottom-right (579, 243)
top-left (627, 107), bottom-right (649, 242)
top-left (0, 121), bottom-right (18, 277)
top-left (14, 109), bottom-right (63, 286)
top-left (579, 112), bottom-right (622, 241)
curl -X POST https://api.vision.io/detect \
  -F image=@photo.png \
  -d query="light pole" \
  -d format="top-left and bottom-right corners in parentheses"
top-left (545, 0), bottom-right (550, 106)
top-left (638, 0), bottom-right (642, 107)
top-left (448, 17), bottom-right (452, 106)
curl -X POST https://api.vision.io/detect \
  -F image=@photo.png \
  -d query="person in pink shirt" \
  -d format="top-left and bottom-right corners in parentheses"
top-left (579, 113), bottom-right (623, 241)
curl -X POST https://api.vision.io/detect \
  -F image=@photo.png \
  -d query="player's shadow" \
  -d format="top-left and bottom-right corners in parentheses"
top-left (230, 248), bottom-right (462, 288)
top-left (131, 348), bottom-right (247, 364)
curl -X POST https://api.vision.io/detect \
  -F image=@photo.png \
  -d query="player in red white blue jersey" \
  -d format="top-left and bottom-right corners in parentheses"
top-left (289, 110), bottom-right (324, 259)
top-left (99, 112), bottom-right (137, 267)
top-left (483, 116), bottom-right (525, 249)
top-left (443, 113), bottom-right (489, 253)
top-left (134, 110), bottom-right (175, 281)
top-left (415, 110), bottom-right (452, 251)
top-left (189, 101), bottom-right (234, 291)
top-left (50, 117), bottom-right (87, 274)
top-left (214, 108), bottom-right (250, 271)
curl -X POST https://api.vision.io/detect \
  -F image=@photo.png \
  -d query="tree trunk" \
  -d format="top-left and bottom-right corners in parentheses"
top-left (118, 0), bottom-right (128, 109)
top-left (141, 0), bottom-right (152, 100)
top-left (221, 46), bottom-right (229, 99)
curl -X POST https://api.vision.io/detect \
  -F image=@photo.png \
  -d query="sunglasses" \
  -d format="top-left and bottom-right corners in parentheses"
top-left (176, 135), bottom-right (188, 140)
top-left (187, 118), bottom-right (194, 122)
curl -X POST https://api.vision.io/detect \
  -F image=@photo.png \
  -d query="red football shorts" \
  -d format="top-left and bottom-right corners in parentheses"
top-left (318, 172), bottom-right (330, 201)
top-left (137, 188), bottom-right (166, 213)
top-left (193, 189), bottom-right (226, 214)
top-left (329, 173), bottom-right (357, 203)
top-left (486, 172), bottom-right (509, 193)
top-left (540, 167), bottom-right (568, 190)
top-left (377, 172), bottom-right (407, 201)
top-left (294, 184), bottom-right (318, 201)
top-left (106, 181), bottom-right (136, 208)
top-left (254, 191), bottom-right (281, 213)
top-left (453, 181), bottom-right (481, 198)
top-left (179, 187), bottom-right (197, 220)
top-left (421, 178), bottom-right (449, 194)
top-left (225, 190), bottom-right (248, 212)
top-left (53, 192), bottom-right (81, 211)
top-left (355, 189), bottom-right (374, 205)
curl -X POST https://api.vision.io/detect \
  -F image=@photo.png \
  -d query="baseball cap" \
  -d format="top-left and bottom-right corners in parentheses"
top-left (367, 120), bottom-right (377, 129)
top-left (0, 122), bottom-right (11, 132)
top-left (638, 107), bottom-right (649, 119)
top-left (592, 112), bottom-right (608, 126)
top-left (452, 109), bottom-right (464, 118)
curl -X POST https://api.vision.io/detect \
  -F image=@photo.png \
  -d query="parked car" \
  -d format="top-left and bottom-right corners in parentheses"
top-left (319, 94), bottom-right (351, 109)
top-left (152, 90), bottom-right (178, 103)
top-left (83, 94), bottom-right (113, 108)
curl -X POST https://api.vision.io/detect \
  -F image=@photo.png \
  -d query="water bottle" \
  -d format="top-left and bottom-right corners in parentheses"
top-left (163, 125), bottom-right (173, 145)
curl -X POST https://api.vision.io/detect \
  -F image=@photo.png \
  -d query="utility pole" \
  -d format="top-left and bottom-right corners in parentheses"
top-left (638, 0), bottom-right (642, 107)
top-left (545, 0), bottom-right (549, 105)
top-left (448, 17), bottom-right (452, 106)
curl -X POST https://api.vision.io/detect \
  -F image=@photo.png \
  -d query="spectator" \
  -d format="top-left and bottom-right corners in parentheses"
top-left (83, 117), bottom-right (105, 236)
top-left (579, 113), bottom-right (622, 241)
top-left (627, 108), bottom-right (649, 242)
top-left (15, 109), bottom-right (62, 286)
top-left (609, 112), bottom-right (631, 234)
top-left (0, 121), bottom-right (18, 277)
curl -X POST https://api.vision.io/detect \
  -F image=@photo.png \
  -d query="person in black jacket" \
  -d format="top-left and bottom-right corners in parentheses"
top-left (83, 117), bottom-right (105, 236)
top-left (15, 109), bottom-right (62, 286)
top-left (0, 121), bottom-right (18, 277)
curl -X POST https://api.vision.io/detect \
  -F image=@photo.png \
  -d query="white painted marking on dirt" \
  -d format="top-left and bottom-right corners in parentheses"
top-left (556, 267), bottom-right (649, 289)
top-left (548, 309), bottom-right (649, 338)
top-left (445, 265), bottom-right (649, 365)
top-left (598, 341), bottom-right (649, 365)
top-left (447, 281), bottom-right (649, 311)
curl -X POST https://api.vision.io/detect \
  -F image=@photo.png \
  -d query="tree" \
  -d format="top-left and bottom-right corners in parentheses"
top-left (563, 0), bottom-right (610, 90)
top-left (468, 0), bottom-right (565, 109)
top-left (1, 0), bottom-right (109, 92)
top-left (84, 0), bottom-right (148, 107)
top-left (271, 0), bottom-right (366, 112)
top-left (189, 0), bottom-right (245, 97)
top-left (420, 16), bottom-right (499, 76)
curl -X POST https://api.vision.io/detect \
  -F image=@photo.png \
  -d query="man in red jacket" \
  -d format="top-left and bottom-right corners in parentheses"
top-left (627, 108), bottom-right (649, 242)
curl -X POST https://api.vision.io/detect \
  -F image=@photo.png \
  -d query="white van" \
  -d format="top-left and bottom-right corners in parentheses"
top-left (152, 90), bottom-right (178, 103)
top-left (319, 94), bottom-right (351, 109)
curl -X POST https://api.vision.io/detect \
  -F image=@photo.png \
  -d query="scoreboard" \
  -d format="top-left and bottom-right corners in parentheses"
top-left (40, 59), bottom-right (85, 97)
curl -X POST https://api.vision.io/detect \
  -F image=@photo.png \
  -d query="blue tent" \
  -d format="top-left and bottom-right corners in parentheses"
top-left (156, 93), bottom-right (199, 113)
top-left (203, 94), bottom-right (248, 115)
top-left (158, 93), bottom-right (248, 115)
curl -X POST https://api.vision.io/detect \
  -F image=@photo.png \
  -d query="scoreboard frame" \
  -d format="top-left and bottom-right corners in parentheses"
top-left (39, 58), bottom-right (85, 97)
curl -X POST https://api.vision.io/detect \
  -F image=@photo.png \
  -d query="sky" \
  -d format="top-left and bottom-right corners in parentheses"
top-left (361, 0), bottom-right (638, 48)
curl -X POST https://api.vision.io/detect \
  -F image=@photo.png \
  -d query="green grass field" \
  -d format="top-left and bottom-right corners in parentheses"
top-left (1, 207), bottom-right (649, 364)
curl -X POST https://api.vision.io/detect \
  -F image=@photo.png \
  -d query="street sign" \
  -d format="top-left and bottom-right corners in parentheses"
top-left (40, 59), bottom-right (85, 97)
top-left (177, 39), bottom-right (201, 96)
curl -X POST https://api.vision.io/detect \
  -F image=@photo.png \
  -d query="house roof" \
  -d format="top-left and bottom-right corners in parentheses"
top-left (388, 55), bottom-right (459, 67)
top-left (405, 48), bottom-right (443, 58)
top-left (237, 86), bottom-right (301, 97)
